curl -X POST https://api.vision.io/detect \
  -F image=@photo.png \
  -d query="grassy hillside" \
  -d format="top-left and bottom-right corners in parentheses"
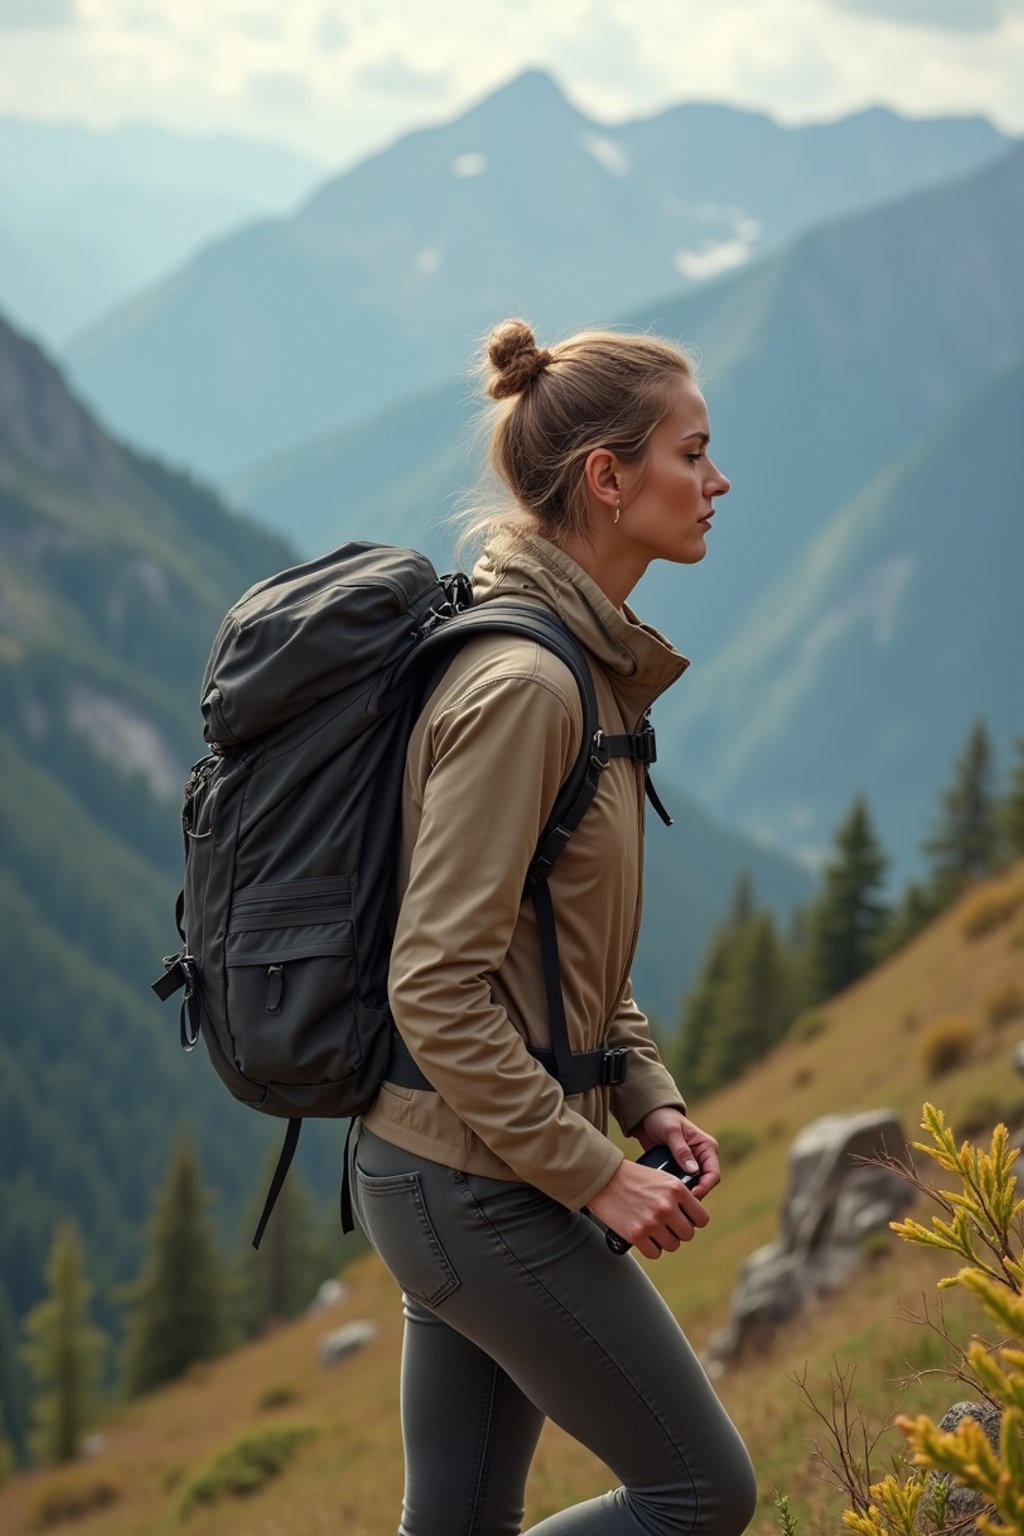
top-left (4, 864), bottom-right (1021, 1536)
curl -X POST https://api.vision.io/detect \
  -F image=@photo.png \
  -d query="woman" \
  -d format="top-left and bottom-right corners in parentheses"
top-left (351, 319), bottom-right (758, 1536)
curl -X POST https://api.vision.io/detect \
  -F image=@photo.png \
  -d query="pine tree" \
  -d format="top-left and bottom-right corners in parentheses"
top-left (805, 795), bottom-right (889, 1004)
top-left (0, 1399), bottom-right (14, 1486)
top-left (673, 876), bottom-right (795, 1098)
top-left (727, 871), bottom-right (755, 928)
top-left (923, 718), bottom-right (1001, 902)
top-left (1001, 734), bottom-right (1024, 859)
top-left (20, 1224), bottom-right (105, 1465)
top-left (878, 879), bottom-right (938, 959)
top-left (233, 1149), bottom-right (323, 1336)
top-left (0, 1279), bottom-right (27, 1468)
top-left (674, 928), bottom-right (739, 1099)
top-left (708, 911), bottom-right (793, 1085)
top-left (120, 1131), bottom-right (231, 1397)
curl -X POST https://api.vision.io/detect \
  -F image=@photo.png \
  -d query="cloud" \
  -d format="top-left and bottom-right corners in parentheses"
top-left (824, 0), bottom-right (1015, 33)
top-left (315, 6), bottom-right (347, 51)
top-left (243, 69), bottom-right (312, 113)
top-left (0, 0), bottom-right (76, 27)
top-left (353, 50), bottom-right (450, 97)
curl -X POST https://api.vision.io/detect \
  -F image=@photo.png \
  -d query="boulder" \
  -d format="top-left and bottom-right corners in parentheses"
top-left (707, 1109), bottom-right (909, 1369)
top-left (319, 1319), bottom-right (379, 1369)
top-left (926, 1402), bottom-right (1002, 1536)
top-left (306, 1277), bottom-right (349, 1315)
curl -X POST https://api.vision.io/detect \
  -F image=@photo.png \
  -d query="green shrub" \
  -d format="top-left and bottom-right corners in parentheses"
top-left (917, 1015), bottom-right (975, 1079)
top-left (176, 1422), bottom-right (319, 1519)
top-left (791, 1010), bottom-right (827, 1042)
top-left (984, 977), bottom-right (1024, 1028)
top-left (30, 1473), bottom-right (120, 1529)
top-left (255, 1381), bottom-right (300, 1412)
top-left (715, 1126), bottom-right (758, 1166)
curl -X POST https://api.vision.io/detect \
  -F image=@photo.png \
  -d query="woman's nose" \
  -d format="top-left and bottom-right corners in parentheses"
top-left (708, 461), bottom-right (730, 496)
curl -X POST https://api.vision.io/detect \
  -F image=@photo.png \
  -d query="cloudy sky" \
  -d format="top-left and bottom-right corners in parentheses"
top-left (0, 0), bottom-right (1021, 166)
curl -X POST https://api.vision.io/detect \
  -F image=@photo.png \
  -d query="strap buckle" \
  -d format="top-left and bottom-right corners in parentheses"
top-left (599, 1048), bottom-right (628, 1086)
top-left (632, 726), bottom-right (657, 765)
top-left (590, 729), bottom-right (611, 771)
top-left (151, 953), bottom-right (202, 1052)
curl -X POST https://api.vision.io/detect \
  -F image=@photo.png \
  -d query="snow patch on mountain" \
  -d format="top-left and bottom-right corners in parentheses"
top-left (450, 153), bottom-right (487, 178)
top-left (581, 134), bottom-right (630, 177)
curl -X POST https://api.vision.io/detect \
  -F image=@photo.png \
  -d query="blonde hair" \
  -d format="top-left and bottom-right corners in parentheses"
top-left (457, 317), bottom-right (696, 556)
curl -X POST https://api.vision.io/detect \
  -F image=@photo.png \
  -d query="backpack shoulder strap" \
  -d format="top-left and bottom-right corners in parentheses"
top-left (386, 597), bottom-right (666, 1102)
top-left (412, 599), bottom-right (602, 886)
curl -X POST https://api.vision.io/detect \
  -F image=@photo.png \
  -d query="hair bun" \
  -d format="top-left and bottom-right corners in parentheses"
top-left (486, 319), bottom-right (552, 400)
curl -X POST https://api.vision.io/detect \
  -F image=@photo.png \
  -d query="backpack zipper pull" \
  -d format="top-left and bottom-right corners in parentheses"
top-left (266, 964), bottom-right (284, 1014)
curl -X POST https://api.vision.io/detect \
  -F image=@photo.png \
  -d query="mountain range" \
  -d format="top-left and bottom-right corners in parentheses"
top-left (0, 116), bottom-right (324, 350)
top-left (63, 69), bottom-right (1011, 480)
top-left (231, 141), bottom-right (1024, 881)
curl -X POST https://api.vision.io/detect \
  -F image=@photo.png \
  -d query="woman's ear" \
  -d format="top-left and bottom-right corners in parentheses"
top-left (583, 447), bottom-right (621, 509)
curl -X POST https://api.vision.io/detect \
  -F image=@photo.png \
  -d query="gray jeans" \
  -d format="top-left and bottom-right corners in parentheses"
top-left (350, 1124), bottom-right (757, 1536)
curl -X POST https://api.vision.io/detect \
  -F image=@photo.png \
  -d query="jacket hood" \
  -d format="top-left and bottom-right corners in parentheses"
top-left (471, 530), bottom-right (689, 723)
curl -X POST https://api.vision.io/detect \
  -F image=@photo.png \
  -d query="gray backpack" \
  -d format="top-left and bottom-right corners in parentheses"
top-left (153, 542), bottom-right (668, 1244)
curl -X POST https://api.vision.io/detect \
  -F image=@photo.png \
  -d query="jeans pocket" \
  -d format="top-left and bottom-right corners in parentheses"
top-left (355, 1166), bottom-right (460, 1307)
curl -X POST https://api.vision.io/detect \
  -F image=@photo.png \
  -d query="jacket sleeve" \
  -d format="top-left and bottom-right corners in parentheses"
top-left (387, 661), bottom-right (624, 1211)
top-left (606, 980), bottom-right (687, 1137)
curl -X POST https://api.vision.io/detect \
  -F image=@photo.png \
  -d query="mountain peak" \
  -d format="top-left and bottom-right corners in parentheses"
top-left (0, 309), bottom-right (126, 497)
top-left (455, 66), bottom-right (582, 131)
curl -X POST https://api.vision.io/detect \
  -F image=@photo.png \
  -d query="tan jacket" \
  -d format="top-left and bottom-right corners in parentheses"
top-left (361, 532), bottom-right (689, 1210)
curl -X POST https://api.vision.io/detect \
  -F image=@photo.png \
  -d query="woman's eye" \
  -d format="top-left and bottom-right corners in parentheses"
top-left (686, 452), bottom-right (705, 464)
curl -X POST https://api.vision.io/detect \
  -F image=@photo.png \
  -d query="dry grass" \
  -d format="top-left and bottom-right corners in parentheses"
top-left (959, 868), bottom-right (1024, 939)
top-left (2, 864), bottom-right (1024, 1536)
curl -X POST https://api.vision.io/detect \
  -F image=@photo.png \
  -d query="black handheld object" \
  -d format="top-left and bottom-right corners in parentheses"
top-left (605, 1144), bottom-right (701, 1256)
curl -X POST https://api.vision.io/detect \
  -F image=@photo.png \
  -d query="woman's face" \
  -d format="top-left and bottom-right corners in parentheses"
top-left (616, 379), bottom-right (730, 567)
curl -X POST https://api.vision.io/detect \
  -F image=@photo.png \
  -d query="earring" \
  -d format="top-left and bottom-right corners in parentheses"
top-left (613, 501), bottom-right (621, 525)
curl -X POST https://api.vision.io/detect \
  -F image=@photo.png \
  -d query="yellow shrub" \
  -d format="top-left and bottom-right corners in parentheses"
top-left (30, 1473), bottom-right (120, 1530)
top-left (918, 1015), bottom-right (975, 1079)
top-left (960, 877), bottom-right (1024, 940)
top-left (984, 978), bottom-right (1024, 1029)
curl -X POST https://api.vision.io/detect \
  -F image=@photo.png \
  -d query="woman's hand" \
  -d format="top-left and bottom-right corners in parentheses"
top-left (634, 1106), bottom-right (721, 1203)
top-left (588, 1151), bottom-right (709, 1261)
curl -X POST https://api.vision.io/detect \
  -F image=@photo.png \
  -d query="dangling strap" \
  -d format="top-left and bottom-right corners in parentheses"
top-left (600, 718), bottom-right (673, 826)
top-left (252, 1118), bottom-right (301, 1249)
top-left (340, 1118), bottom-right (357, 1236)
top-left (645, 775), bottom-right (673, 827)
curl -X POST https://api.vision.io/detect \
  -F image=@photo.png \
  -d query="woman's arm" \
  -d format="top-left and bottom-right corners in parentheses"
top-left (388, 657), bottom-right (624, 1211)
top-left (606, 980), bottom-right (687, 1136)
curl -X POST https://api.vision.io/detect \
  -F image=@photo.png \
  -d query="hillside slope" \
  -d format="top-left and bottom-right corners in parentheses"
top-left (0, 307), bottom-right (302, 1342)
top-left (3, 866), bottom-right (1020, 1536)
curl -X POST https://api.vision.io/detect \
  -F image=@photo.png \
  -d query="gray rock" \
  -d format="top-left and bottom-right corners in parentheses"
top-left (306, 1277), bottom-right (349, 1315)
top-left (319, 1319), bottom-right (379, 1369)
top-left (924, 1402), bottom-right (1002, 1536)
top-left (708, 1109), bottom-right (910, 1367)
